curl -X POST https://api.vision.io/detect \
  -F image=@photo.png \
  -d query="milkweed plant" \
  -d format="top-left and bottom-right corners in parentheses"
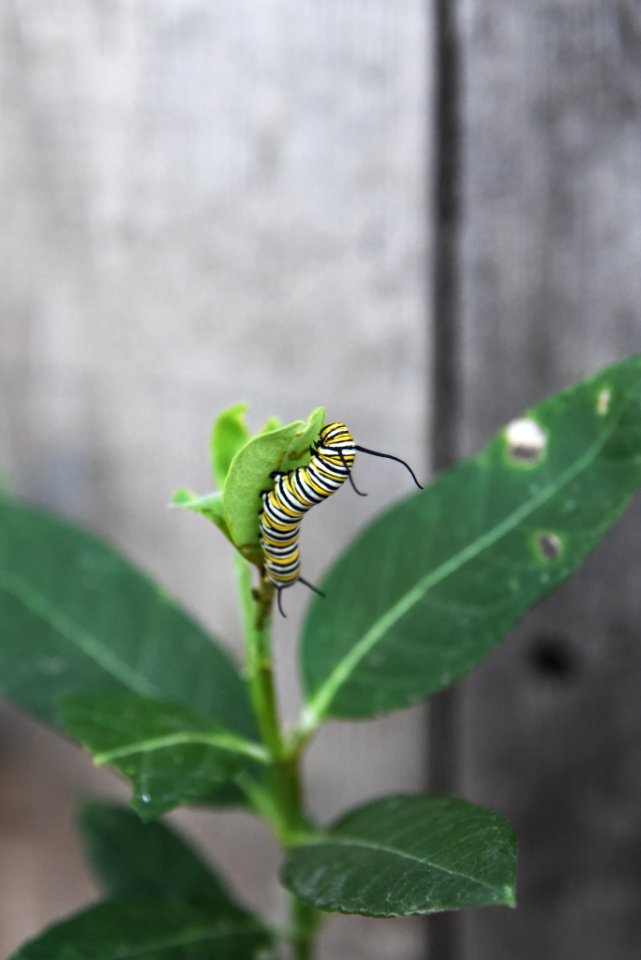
top-left (2, 356), bottom-right (641, 959)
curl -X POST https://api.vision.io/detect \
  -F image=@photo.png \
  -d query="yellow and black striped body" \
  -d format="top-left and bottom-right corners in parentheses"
top-left (259, 422), bottom-right (356, 590)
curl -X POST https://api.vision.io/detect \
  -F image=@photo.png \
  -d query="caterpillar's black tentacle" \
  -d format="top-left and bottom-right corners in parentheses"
top-left (259, 422), bottom-right (420, 615)
top-left (346, 470), bottom-right (367, 497)
top-left (298, 576), bottom-right (326, 598)
top-left (354, 445), bottom-right (423, 489)
top-left (339, 448), bottom-right (367, 496)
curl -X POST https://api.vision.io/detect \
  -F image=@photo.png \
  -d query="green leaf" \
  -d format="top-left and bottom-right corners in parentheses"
top-left (259, 415), bottom-right (281, 435)
top-left (63, 694), bottom-right (268, 819)
top-left (77, 801), bottom-right (243, 910)
top-left (281, 795), bottom-right (517, 917)
top-left (211, 403), bottom-right (251, 490)
top-left (223, 407), bottom-right (325, 565)
top-left (9, 900), bottom-right (272, 960)
top-left (197, 780), bottom-right (254, 809)
top-left (301, 356), bottom-right (641, 722)
top-left (171, 489), bottom-right (234, 544)
top-left (0, 499), bottom-right (254, 737)
top-left (176, 409), bottom-right (282, 545)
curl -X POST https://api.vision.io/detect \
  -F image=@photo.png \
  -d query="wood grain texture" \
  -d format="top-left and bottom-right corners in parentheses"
top-left (457, 1), bottom-right (641, 957)
top-left (0, 2), bottom-right (429, 958)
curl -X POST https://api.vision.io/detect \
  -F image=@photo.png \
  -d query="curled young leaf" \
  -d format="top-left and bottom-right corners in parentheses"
top-left (175, 406), bottom-right (313, 565)
top-left (171, 490), bottom-right (233, 543)
top-left (210, 403), bottom-right (251, 490)
top-left (223, 406), bottom-right (325, 565)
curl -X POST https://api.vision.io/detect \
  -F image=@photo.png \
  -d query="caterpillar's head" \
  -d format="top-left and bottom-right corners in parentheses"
top-left (319, 422), bottom-right (355, 450)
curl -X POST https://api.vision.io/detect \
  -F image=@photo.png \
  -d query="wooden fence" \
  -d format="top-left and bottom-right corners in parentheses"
top-left (1, 3), bottom-right (640, 958)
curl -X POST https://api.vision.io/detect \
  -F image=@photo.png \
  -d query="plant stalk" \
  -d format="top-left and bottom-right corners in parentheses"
top-left (290, 896), bottom-right (322, 960)
top-left (234, 555), bottom-right (321, 958)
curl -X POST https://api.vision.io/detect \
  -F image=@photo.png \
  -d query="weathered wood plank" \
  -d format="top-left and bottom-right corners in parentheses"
top-left (0, 2), bottom-right (430, 958)
top-left (457, 2), bottom-right (641, 958)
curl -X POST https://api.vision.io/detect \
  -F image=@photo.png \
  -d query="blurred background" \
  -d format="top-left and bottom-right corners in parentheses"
top-left (1, 2), bottom-right (640, 958)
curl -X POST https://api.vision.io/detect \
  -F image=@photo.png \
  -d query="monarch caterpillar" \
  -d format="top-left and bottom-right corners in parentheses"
top-left (259, 422), bottom-right (422, 616)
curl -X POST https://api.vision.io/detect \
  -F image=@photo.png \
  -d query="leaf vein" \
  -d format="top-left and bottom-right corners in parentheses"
top-left (1, 571), bottom-right (160, 698)
top-left (312, 836), bottom-right (504, 894)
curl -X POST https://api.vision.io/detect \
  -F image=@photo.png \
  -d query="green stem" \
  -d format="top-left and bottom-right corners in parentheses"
top-left (234, 555), bottom-right (321, 958)
top-left (290, 896), bottom-right (321, 960)
top-left (235, 553), bottom-right (281, 756)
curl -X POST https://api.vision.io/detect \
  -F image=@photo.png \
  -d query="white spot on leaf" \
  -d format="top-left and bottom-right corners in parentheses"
top-left (505, 418), bottom-right (547, 465)
top-left (596, 387), bottom-right (611, 416)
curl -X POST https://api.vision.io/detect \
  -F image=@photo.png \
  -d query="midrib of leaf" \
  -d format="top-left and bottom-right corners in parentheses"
top-left (303, 409), bottom-right (628, 726)
top-left (94, 731), bottom-right (269, 765)
top-left (1, 569), bottom-right (161, 698)
top-left (317, 834), bottom-right (506, 894)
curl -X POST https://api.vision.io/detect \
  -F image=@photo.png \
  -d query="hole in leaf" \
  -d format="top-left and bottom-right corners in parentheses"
top-left (536, 531), bottom-right (563, 561)
top-left (528, 634), bottom-right (579, 681)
